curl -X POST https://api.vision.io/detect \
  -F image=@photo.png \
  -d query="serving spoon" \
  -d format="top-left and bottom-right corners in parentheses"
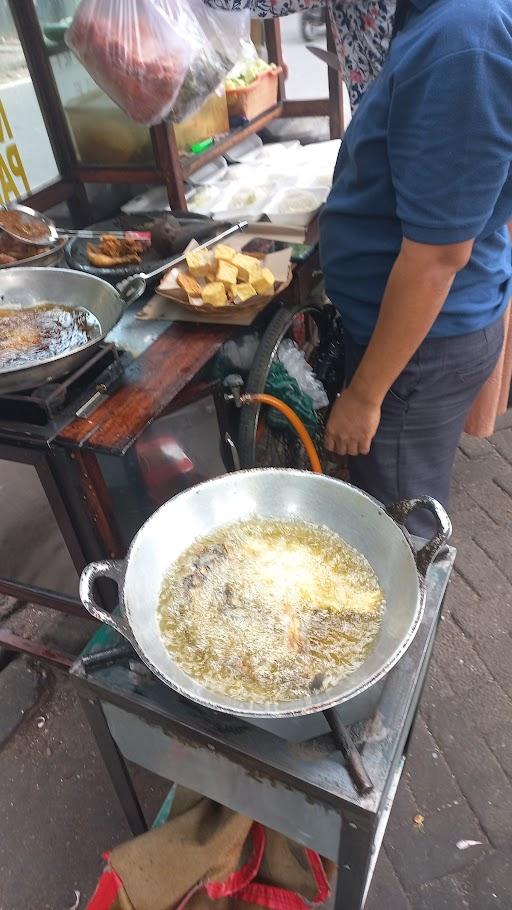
top-left (0, 204), bottom-right (129, 246)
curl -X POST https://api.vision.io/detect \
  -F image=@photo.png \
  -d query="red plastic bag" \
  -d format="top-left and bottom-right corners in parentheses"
top-left (66, 0), bottom-right (250, 126)
top-left (66, 0), bottom-right (198, 125)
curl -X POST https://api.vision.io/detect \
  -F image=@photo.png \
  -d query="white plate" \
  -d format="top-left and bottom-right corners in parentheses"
top-left (264, 186), bottom-right (328, 227)
top-left (225, 134), bottom-right (263, 163)
top-left (187, 156), bottom-right (228, 186)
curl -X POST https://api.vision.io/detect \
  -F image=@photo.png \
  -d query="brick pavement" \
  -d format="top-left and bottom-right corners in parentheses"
top-left (0, 416), bottom-right (511, 908)
top-left (367, 411), bottom-right (512, 910)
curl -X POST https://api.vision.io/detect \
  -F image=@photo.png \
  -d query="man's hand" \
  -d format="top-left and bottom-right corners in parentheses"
top-left (324, 386), bottom-right (381, 457)
top-left (323, 236), bottom-right (475, 459)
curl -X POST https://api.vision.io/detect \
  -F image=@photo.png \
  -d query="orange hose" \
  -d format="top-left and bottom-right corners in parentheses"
top-left (243, 392), bottom-right (323, 474)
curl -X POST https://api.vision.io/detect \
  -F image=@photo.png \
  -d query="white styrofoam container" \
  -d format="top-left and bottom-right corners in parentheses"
top-left (186, 184), bottom-right (222, 216)
top-left (242, 140), bottom-right (301, 166)
top-left (225, 162), bottom-right (296, 187)
top-left (264, 186), bottom-right (328, 227)
top-left (212, 182), bottom-right (276, 222)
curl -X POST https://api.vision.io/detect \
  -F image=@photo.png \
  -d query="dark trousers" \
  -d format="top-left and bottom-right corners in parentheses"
top-left (343, 317), bottom-right (505, 537)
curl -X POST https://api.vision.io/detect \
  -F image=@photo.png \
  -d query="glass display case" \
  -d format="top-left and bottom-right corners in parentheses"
top-left (6, 0), bottom-right (344, 217)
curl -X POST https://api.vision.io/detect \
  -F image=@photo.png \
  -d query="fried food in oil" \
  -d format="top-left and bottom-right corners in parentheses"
top-left (0, 304), bottom-right (101, 369)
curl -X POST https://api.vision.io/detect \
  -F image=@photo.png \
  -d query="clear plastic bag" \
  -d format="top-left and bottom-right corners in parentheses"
top-left (66, 0), bottom-right (250, 126)
top-left (169, 2), bottom-right (251, 123)
top-left (66, 0), bottom-right (195, 125)
top-left (277, 340), bottom-right (329, 411)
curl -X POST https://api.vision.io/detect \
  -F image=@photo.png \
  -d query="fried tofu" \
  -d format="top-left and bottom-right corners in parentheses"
top-left (232, 253), bottom-right (262, 284)
top-left (216, 260), bottom-right (238, 289)
top-left (232, 283), bottom-right (256, 303)
top-left (214, 244), bottom-right (237, 263)
top-left (253, 267), bottom-right (275, 296)
top-left (202, 281), bottom-right (227, 307)
top-left (177, 272), bottom-right (202, 298)
top-left (186, 249), bottom-right (212, 278)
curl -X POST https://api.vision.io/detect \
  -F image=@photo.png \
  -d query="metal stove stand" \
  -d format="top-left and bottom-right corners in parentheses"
top-left (71, 550), bottom-right (454, 910)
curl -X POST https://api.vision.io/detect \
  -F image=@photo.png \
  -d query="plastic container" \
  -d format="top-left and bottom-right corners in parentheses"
top-left (225, 66), bottom-right (282, 122)
top-left (224, 163), bottom-right (296, 187)
top-left (264, 187), bottom-right (328, 227)
top-left (186, 184), bottom-right (222, 216)
top-left (225, 133), bottom-right (263, 163)
top-left (122, 186), bottom-right (170, 214)
top-left (212, 182), bottom-right (276, 221)
top-left (187, 156), bottom-right (228, 186)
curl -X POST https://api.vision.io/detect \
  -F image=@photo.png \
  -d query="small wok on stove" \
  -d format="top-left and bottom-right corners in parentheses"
top-left (0, 224), bottom-right (244, 394)
top-left (80, 469), bottom-right (451, 719)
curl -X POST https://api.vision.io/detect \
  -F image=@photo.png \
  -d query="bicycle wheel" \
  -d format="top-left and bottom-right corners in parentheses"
top-left (238, 298), bottom-right (344, 471)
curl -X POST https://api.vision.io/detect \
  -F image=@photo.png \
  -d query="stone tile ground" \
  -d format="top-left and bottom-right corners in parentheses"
top-left (0, 416), bottom-right (511, 909)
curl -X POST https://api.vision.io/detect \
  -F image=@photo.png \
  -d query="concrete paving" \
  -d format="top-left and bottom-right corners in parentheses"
top-left (1, 415), bottom-right (511, 909)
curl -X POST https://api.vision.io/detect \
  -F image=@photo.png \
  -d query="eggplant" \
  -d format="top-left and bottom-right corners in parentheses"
top-left (150, 216), bottom-right (220, 257)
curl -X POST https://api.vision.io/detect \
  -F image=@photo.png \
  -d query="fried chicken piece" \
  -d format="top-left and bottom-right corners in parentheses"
top-left (86, 233), bottom-right (144, 267)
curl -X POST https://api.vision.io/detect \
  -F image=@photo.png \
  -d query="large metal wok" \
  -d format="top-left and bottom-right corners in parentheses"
top-left (80, 469), bottom-right (451, 719)
top-left (0, 267), bottom-right (139, 394)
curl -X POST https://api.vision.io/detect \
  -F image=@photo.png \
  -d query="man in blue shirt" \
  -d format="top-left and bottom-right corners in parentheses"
top-left (321, 0), bottom-right (512, 532)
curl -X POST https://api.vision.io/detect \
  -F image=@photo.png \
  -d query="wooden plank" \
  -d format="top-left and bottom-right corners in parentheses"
top-left (264, 20), bottom-right (286, 100)
top-left (150, 123), bottom-right (187, 211)
top-left (7, 0), bottom-right (78, 178)
top-left (326, 15), bottom-right (345, 139)
top-left (71, 450), bottom-right (126, 560)
top-left (19, 178), bottom-right (75, 212)
top-left (57, 323), bottom-right (232, 454)
top-left (76, 166), bottom-right (162, 184)
top-left (181, 105), bottom-right (283, 178)
top-left (282, 99), bottom-right (331, 118)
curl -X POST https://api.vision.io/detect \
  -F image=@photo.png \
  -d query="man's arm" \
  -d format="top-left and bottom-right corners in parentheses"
top-left (325, 237), bottom-right (474, 456)
top-left (202, 0), bottom-right (325, 17)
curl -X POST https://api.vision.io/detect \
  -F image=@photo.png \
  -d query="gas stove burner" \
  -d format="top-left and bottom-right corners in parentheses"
top-left (0, 343), bottom-right (124, 441)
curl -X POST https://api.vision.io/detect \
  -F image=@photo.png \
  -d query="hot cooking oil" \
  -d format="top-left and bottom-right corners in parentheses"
top-left (158, 518), bottom-right (385, 703)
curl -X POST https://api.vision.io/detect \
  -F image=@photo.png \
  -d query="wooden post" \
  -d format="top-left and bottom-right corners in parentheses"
top-left (150, 123), bottom-right (187, 211)
top-left (326, 13), bottom-right (345, 139)
top-left (264, 19), bottom-right (286, 101)
top-left (7, 0), bottom-right (91, 222)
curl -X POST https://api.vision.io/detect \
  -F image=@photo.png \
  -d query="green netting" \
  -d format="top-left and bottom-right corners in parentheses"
top-left (264, 361), bottom-right (318, 435)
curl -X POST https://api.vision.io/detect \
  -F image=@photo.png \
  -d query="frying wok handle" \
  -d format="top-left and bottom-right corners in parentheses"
top-left (385, 497), bottom-right (452, 577)
top-left (79, 560), bottom-right (135, 644)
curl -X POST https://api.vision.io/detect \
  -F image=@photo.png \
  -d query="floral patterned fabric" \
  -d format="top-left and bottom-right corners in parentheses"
top-left (204, 1), bottom-right (396, 110)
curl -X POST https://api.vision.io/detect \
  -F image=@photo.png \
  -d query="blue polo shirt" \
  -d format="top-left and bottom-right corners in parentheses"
top-left (320, 0), bottom-right (512, 344)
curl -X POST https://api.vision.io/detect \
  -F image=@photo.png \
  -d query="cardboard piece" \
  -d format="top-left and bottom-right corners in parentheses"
top-left (137, 292), bottom-right (271, 326)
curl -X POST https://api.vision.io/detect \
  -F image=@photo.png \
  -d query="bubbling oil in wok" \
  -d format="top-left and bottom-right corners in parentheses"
top-left (0, 302), bottom-right (102, 370)
top-left (158, 518), bottom-right (385, 703)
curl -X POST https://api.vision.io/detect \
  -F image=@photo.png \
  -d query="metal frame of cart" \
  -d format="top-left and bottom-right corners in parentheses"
top-left (71, 550), bottom-right (454, 910)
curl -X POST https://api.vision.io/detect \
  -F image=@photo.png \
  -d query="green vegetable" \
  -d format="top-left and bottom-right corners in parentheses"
top-left (225, 58), bottom-right (276, 90)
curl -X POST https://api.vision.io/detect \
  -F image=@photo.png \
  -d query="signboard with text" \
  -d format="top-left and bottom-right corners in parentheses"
top-left (0, 96), bottom-right (31, 204)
